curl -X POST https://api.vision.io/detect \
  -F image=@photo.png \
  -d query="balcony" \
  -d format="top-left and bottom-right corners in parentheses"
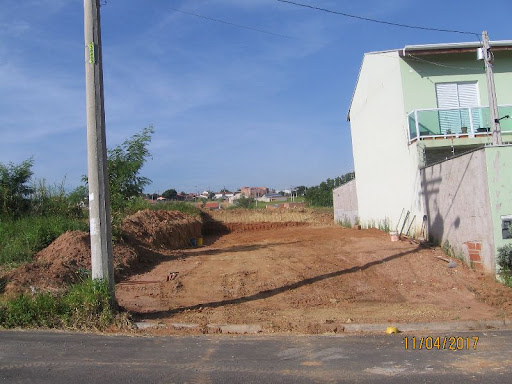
top-left (408, 105), bottom-right (512, 143)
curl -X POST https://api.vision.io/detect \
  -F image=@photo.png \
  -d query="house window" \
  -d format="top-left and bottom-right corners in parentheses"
top-left (435, 82), bottom-right (481, 134)
top-left (502, 215), bottom-right (512, 239)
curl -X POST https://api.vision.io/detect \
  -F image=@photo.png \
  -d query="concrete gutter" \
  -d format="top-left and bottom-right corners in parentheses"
top-left (135, 319), bottom-right (511, 334)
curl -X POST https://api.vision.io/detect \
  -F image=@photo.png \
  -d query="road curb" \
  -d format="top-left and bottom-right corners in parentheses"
top-left (135, 322), bottom-right (263, 334)
top-left (134, 319), bottom-right (511, 334)
top-left (343, 319), bottom-right (512, 333)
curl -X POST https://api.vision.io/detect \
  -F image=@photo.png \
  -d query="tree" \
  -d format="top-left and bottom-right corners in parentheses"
top-left (105, 126), bottom-right (154, 211)
top-left (295, 185), bottom-right (307, 196)
top-left (162, 189), bottom-right (177, 200)
top-left (235, 195), bottom-right (254, 208)
top-left (305, 172), bottom-right (355, 207)
top-left (0, 158), bottom-right (34, 216)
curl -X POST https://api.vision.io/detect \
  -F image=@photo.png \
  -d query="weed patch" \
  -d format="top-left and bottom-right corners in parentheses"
top-left (0, 279), bottom-right (127, 330)
top-left (0, 215), bottom-right (88, 265)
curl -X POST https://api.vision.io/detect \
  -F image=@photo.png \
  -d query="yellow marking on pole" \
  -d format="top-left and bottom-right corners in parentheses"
top-left (89, 42), bottom-right (95, 64)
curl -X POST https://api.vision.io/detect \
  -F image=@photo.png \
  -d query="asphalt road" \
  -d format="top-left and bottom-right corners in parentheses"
top-left (1, 329), bottom-right (511, 383)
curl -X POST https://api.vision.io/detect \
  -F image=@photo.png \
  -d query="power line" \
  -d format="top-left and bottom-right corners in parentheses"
top-left (407, 54), bottom-right (484, 71)
top-left (276, 0), bottom-right (480, 38)
top-left (170, 7), bottom-right (296, 39)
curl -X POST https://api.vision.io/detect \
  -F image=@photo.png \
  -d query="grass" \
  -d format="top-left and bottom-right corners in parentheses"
top-left (360, 217), bottom-right (391, 232)
top-left (0, 196), bottom-right (202, 266)
top-left (148, 201), bottom-right (201, 216)
top-left (0, 279), bottom-right (126, 330)
top-left (337, 216), bottom-right (353, 228)
top-left (0, 215), bottom-right (88, 266)
top-left (125, 197), bottom-right (200, 216)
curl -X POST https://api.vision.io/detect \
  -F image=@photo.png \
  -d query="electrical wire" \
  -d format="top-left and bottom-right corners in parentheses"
top-left (407, 54), bottom-right (484, 71)
top-left (276, 0), bottom-right (481, 38)
top-left (169, 7), bottom-right (296, 39)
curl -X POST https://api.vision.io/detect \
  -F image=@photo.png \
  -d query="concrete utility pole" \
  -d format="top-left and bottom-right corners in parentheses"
top-left (482, 31), bottom-right (502, 145)
top-left (84, 0), bottom-right (115, 296)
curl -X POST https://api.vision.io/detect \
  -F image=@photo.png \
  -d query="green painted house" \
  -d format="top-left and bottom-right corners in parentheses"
top-left (335, 40), bottom-right (512, 273)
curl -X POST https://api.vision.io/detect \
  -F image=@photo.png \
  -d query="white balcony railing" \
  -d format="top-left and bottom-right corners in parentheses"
top-left (408, 105), bottom-right (512, 142)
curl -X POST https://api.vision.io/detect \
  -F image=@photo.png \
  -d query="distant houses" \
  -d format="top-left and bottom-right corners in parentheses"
top-left (241, 186), bottom-right (268, 198)
top-left (146, 185), bottom-right (299, 210)
top-left (257, 193), bottom-right (287, 203)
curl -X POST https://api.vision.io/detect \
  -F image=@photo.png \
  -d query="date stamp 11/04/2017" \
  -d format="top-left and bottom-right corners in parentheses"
top-left (404, 336), bottom-right (479, 350)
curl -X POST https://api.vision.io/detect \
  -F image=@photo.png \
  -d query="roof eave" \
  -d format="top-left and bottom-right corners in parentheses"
top-left (400, 40), bottom-right (512, 57)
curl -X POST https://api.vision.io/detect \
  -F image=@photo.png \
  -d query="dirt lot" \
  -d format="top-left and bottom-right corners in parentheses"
top-left (3, 208), bottom-right (512, 334)
top-left (116, 222), bottom-right (512, 334)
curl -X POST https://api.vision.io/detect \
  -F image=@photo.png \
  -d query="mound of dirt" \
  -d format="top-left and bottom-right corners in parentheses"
top-left (122, 210), bottom-right (202, 249)
top-left (2, 210), bottom-right (202, 296)
top-left (3, 231), bottom-right (137, 296)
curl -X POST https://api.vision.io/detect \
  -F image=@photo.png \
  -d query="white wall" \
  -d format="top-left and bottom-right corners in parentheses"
top-left (349, 51), bottom-right (424, 233)
top-left (333, 180), bottom-right (358, 225)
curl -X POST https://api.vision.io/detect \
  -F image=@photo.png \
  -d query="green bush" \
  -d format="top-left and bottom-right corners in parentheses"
top-left (30, 179), bottom-right (85, 219)
top-left (62, 279), bottom-right (114, 329)
top-left (0, 279), bottom-right (118, 330)
top-left (106, 126), bottom-right (154, 212)
top-left (0, 158), bottom-right (34, 217)
top-left (497, 244), bottom-right (512, 286)
top-left (234, 196), bottom-right (255, 209)
top-left (2, 294), bottom-right (37, 328)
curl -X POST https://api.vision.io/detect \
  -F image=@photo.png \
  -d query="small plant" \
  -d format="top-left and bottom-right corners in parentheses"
top-left (497, 244), bottom-right (512, 287)
top-left (441, 240), bottom-right (465, 262)
top-left (377, 218), bottom-right (391, 233)
top-left (337, 215), bottom-right (352, 228)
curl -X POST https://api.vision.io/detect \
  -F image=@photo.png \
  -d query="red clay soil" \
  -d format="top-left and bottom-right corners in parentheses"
top-left (121, 209), bottom-right (202, 249)
top-left (2, 210), bottom-right (201, 296)
top-left (116, 225), bottom-right (512, 334)
top-left (3, 209), bottom-right (512, 335)
top-left (2, 231), bottom-right (137, 296)
top-left (202, 221), bottom-right (309, 234)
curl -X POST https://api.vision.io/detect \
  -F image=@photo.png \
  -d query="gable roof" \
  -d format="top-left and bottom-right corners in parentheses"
top-left (346, 40), bottom-right (512, 121)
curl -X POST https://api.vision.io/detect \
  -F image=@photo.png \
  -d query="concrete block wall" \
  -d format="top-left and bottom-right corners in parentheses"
top-left (333, 180), bottom-right (358, 225)
top-left (421, 148), bottom-right (495, 272)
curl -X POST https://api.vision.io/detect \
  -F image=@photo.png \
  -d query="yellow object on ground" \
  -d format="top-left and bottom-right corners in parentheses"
top-left (197, 237), bottom-right (203, 247)
top-left (386, 326), bottom-right (399, 334)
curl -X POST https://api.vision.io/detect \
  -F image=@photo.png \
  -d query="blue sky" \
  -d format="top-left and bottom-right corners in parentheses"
top-left (1, 0), bottom-right (510, 194)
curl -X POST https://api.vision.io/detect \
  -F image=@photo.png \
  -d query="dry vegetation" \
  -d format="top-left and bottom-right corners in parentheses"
top-left (206, 208), bottom-right (333, 224)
